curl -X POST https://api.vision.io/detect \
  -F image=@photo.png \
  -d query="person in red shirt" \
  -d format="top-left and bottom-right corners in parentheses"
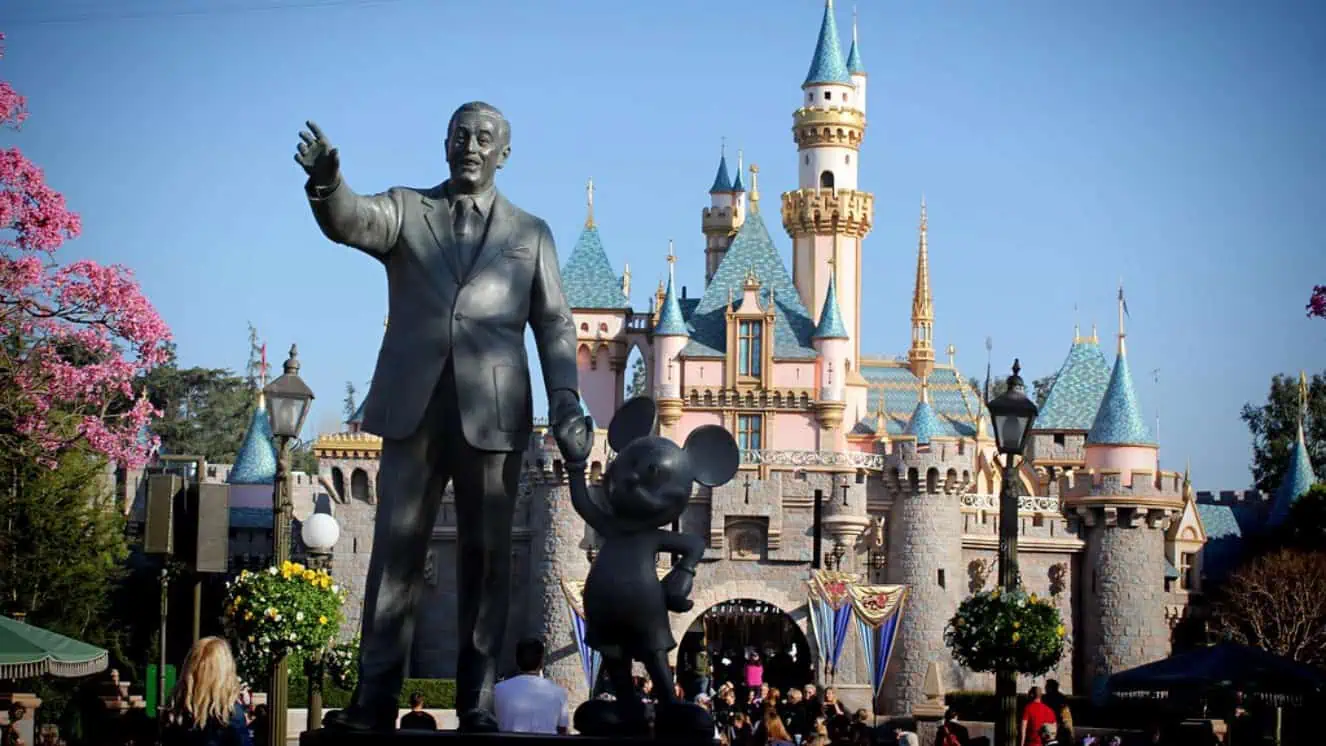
top-left (1020, 686), bottom-right (1057, 746)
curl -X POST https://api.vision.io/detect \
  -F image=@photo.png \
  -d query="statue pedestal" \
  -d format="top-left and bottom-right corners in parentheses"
top-left (300, 730), bottom-right (712, 745)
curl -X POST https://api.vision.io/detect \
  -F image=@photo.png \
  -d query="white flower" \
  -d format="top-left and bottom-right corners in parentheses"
top-left (268, 567), bottom-right (279, 575)
top-left (331, 585), bottom-right (339, 593)
top-left (296, 612), bottom-right (304, 622)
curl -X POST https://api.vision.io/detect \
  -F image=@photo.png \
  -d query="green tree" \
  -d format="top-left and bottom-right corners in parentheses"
top-left (244, 322), bottom-right (265, 390)
top-left (139, 344), bottom-right (253, 462)
top-left (625, 356), bottom-right (647, 398)
top-left (1239, 370), bottom-right (1325, 494)
top-left (343, 381), bottom-right (358, 422)
top-left (968, 372), bottom-right (1056, 407)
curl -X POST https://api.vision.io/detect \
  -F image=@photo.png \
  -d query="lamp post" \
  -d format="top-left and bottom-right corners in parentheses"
top-left (300, 512), bottom-right (339, 732)
top-left (985, 359), bottom-right (1039, 746)
top-left (825, 542), bottom-right (847, 571)
top-left (262, 344), bottom-right (314, 746)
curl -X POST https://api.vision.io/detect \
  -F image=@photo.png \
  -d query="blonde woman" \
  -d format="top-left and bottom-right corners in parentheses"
top-left (162, 637), bottom-right (253, 746)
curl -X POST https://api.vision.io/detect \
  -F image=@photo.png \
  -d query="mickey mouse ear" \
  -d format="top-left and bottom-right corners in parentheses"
top-left (608, 396), bottom-right (657, 452)
top-left (683, 424), bottom-right (740, 487)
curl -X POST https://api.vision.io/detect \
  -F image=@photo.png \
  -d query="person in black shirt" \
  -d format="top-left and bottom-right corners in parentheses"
top-left (398, 692), bottom-right (437, 731)
top-left (779, 687), bottom-right (808, 740)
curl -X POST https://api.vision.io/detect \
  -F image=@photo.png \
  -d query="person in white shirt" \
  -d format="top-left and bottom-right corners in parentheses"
top-left (494, 638), bottom-right (570, 735)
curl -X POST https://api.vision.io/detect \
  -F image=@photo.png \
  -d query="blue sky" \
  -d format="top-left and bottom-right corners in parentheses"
top-left (2, 0), bottom-right (1322, 490)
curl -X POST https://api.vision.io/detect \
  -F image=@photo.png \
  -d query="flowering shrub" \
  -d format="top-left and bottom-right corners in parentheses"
top-left (224, 561), bottom-right (346, 679)
top-left (324, 636), bottom-right (360, 692)
top-left (0, 33), bottom-right (170, 468)
top-left (944, 588), bottom-right (1065, 676)
top-left (1309, 285), bottom-right (1326, 319)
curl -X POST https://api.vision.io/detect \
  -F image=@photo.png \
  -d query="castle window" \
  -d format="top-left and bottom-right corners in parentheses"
top-left (819, 171), bottom-right (835, 189)
top-left (824, 91), bottom-right (831, 100)
top-left (1054, 433), bottom-right (1066, 446)
top-left (737, 414), bottom-right (763, 451)
top-left (807, 93), bottom-right (813, 103)
top-left (805, 155), bottom-right (810, 165)
top-left (845, 154), bottom-right (851, 165)
top-left (937, 569), bottom-right (946, 588)
top-left (1179, 552), bottom-right (1196, 591)
top-left (738, 320), bottom-right (762, 376)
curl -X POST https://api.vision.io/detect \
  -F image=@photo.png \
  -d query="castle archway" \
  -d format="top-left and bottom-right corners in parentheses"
top-left (668, 580), bottom-right (813, 692)
top-left (675, 598), bottom-right (814, 698)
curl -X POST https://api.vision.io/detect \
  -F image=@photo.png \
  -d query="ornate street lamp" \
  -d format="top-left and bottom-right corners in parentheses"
top-left (261, 344), bottom-right (314, 746)
top-left (300, 511), bottom-right (339, 732)
top-left (985, 359), bottom-right (1039, 746)
top-left (826, 542), bottom-right (847, 571)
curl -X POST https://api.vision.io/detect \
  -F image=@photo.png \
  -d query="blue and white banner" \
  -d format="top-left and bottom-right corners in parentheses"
top-left (849, 584), bottom-right (907, 710)
top-left (559, 578), bottom-right (601, 694)
top-left (807, 570), bottom-right (856, 680)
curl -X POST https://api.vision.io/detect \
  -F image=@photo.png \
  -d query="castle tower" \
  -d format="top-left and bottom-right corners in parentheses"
top-left (561, 178), bottom-right (633, 425)
top-left (883, 440), bottom-right (966, 713)
top-left (1027, 323), bottom-right (1111, 479)
top-left (1268, 371), bottom-right (1319, 526)
top-left (812, 270), bottom-right (849, 435)
top-left (907, 198), bottom-right (935, 380)
top-left (904, 376), bottom-right (942, 446)
top-left (703, 143), bottom-right (744, 285)
top-left (782, 0), bottom-right (873, 416)
top-left (846, 6), bottom-right (867, 113)
top-left (654, 241), bottom-right (690, 436)
top-left (1070, 285), bottom-right (1181, 689)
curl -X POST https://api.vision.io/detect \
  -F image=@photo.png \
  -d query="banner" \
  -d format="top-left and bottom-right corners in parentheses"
top-left (559, 578), bottom-right (601, 695)
top-left (849, 584), bottom-right (907, 711)
top-left (806, 570), bottom-right (857, 680)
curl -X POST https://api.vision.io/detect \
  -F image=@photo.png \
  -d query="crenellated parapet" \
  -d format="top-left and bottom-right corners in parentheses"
top-left (781, 188), bottom-right (873, 239)
top-left (792, 106), bottom-right (866, 150)
top-left (1060, 469), bottom-right (1185, 503)
top-left (701, 205), bottom-right (744, 237)
top-left (875, 438), bottom-right (975, 499)
top-left (1194, 489), bottom-right (1271, 505)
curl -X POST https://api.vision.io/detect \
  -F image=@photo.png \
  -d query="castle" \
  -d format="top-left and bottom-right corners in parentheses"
top-left (129, 0), bottom-right (1320, 717)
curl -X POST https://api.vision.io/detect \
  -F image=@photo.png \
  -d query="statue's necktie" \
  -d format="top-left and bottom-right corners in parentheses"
top-left (452, 196), bottom-right (483, 272)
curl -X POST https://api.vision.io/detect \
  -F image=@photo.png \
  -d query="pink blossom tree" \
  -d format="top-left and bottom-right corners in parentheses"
top-left (1309, 286), bottom-right (1325, 319)
top-left (0, 33), bottom-right (170, 468)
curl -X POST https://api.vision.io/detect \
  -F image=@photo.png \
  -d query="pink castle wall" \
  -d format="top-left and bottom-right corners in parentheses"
top-left (682, 360), bottom-right (723, 388)
top-left (773, 412), bottom-right (817, 450)
top-left (772, 361), bottom-right (815, 388)
top-left (578, 345), bottom-right (618, 427)
top-left (676, 411), bottom-right (724, 444)
top-left (1084, 444), bottom-right (1159, 477)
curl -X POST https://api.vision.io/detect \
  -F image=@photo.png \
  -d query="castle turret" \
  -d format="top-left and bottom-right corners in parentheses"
top-left (846, 5), bottom-right (866, 113)
top-left (654, 242), bottom-right (689, 435)
top-left (907, 198), bottom-right (935, 380)
top-left (812, 271), bottom-right (849, 432)
top-left (883, 434), bottom-right (968, 713)
top-left (783, 0), bottom-right (873, 422)
top-left (229, 390), bottom-right (277, 486)
top-left (1068, 285), bottom-right (1182, 691)
top-left (561, 178), bottom-right (633, 425)
top-left (1268, 371), bottom-right (1319, 526)
top-left (703, 142), bottom-right (744, 285)
top-left (1026, 324), bottom-right (1111, 477)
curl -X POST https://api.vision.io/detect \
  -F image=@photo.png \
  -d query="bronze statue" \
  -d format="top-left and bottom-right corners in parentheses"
top-left (294, 102), bottom-right (581, 733)
top-left (553, 396), bottom-right (738, 737)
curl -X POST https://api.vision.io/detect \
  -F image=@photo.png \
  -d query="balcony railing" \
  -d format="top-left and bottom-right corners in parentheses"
top-left (738, 449), bottom-right (887, 470)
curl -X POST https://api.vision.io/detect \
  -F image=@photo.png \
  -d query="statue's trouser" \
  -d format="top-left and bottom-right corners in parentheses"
top-left (354, 362), bottom-right (523, 715)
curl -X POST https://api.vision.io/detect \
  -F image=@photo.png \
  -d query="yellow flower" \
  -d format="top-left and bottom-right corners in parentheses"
top-left (319, 616), bottom-right (328, 625)
top-left (1012, 632), bottom-right (1021, 642)
top-left (291, 562), bottom-right (305, 573)
top-left (1029, 593), bottom-right (1039, 603)
top-left (1056, 625), bottom-right (1066, 638)
top-left (1013, 621), bottom-right (1021, 629)
top-left (244, 611), bottom-right (254, 621)
top-left (248, 635), bottom-right (255, 643)
top-left (235, 596), bottom-right (243, 605)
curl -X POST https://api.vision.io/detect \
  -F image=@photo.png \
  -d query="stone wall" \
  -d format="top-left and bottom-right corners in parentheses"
top-left (1080, 508), bottom-right (1171, 690)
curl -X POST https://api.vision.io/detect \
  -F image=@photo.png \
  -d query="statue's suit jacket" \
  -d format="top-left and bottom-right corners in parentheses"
top-left (306, 177), bottom-right (578, 451)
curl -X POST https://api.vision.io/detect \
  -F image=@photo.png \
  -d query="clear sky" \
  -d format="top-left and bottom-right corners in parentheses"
top-left (2, 0), bottom-right (1322, 490)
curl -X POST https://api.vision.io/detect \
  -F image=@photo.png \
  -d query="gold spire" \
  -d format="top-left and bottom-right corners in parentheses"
top-left (585, 177), bottom-right (595, 229)
top-left (621, 261), bottom-right (631, 298)
top-left (666, 239), bottom-right (676, 285)
top-left (748, 164), bottom-right (760, 212)
top-left (907, 196), bottom-right (935, 379)
top-left (1300, 370), bottom-right (1310, 420)
top-left (1090, 322), bottom-right (1098, 343)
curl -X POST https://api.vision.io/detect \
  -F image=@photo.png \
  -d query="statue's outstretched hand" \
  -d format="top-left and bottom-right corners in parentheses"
top-left (295, 120), bottom-right (340, 186)
top-left (553, 413), bottom-right (595, 469)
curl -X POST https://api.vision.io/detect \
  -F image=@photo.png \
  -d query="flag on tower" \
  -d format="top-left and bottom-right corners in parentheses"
top-left (1118, 284), bottom-right (1131, 319)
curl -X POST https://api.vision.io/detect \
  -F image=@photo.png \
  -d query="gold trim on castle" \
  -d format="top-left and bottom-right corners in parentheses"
top-left (792, 106), bottom-right (866, 149)
top-left (781, 188), bottom-right (874, 239)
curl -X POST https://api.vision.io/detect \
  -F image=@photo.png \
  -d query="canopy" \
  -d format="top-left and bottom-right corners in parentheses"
top-left (0, 616), bottom-right (109, 679)
top-left (1108, 642), bottom-right (1326, 699)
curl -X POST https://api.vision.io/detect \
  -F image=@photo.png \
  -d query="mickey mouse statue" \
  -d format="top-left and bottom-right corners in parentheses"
top-left (553, 395), bottom-right (740, 738)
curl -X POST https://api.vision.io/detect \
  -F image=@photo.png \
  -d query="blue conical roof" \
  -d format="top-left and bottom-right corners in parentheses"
top-left (1035, 337), bottom-right (1112, 431)
top-left (1086, 346), bottom-right (1155, 446)
top-left (709, 153), bottom-right (733, 194)
top-left (228, 395), bottom-right (277, 485)
top-left (731, 164), bottom-right (745, 193)
top-left (813, 273), bottom-right (849, 339)
top-left (560, 226), bottom-right (631, 309)
top-left (804, 1), bottom-right (851, 86)
top-left (654, 273), bottom-right (689, 337)
top-left (906, 397), bottom-right (943, 445)
top-left (846, 35), bottom-right (864, 75)
top-left (1268, 422), bottom-right (1318, 526)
